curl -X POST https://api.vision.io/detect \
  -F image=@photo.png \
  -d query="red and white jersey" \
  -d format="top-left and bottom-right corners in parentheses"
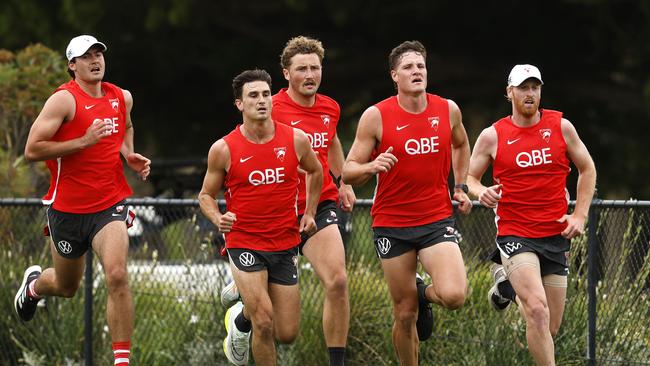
top-left (222, 122), bottom-right (300, 251)
top-left (371, 94), bottom-right (453, 227)
top-left (43, 80), bottom-right (132, 213)
top-left (272, 88), bottom-right (340, 214)
top-left (493, 109), bottom-right (571, 237)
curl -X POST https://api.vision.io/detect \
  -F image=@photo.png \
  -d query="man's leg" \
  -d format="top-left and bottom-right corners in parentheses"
top-left (380, 250), bottom-right (419, 366)
top-left (36, 241), bottom-right (86, 297)
top-left (268, 281), bottom-right (300, 344)
top-left (302, 225), bottom-right (349, 350)
top-left (92, 221), bottom-right (133, 348)
top-left (543, 275), bottom-right (567, 338)
top-left (231, 264), bottom-right (277, 365)
top-left (15, 240), bottom-right (86, 321)
top-left (506, 253), bottom-right (555, 366)
top-left (418, 242), bottom-right (467, 309)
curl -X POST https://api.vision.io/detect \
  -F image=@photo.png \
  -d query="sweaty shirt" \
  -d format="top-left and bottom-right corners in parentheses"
top-left (42, 80), bottom-right (132, 213)
top-left (371, 94), bottom-right (453, 228)
top-left (492, 109), bottom-right (570, 237)
top-left (222, 122), bottom-right (301, 251)
top-left (272, 88), bottom-right (340, 214)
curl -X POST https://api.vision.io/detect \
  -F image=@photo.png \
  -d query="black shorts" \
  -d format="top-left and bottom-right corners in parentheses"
top-left (490, 235), bottom-right (570, 276)
top-left (298, 200), bottom-right (339, 252)
top-left (372, 217), bottom-right (460, 259)
top-left (46, 200), bottom-right (133, 259)
top-left (227, 246), bottom-right (299, 286)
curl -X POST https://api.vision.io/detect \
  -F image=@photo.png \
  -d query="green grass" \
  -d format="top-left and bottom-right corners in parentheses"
top-left (2, 204), bottom-right (650, 365)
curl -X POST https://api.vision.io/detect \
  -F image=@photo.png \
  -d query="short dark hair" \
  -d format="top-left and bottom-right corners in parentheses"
top-left (280, 36), bottom-right (325, 69)
top-left (232, 69), bottom-right (272, 100)
top-left (388, 40), bottom-right (427, 71)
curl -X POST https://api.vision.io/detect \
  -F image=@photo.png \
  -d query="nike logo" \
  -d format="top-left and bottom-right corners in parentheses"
top-left (230, 344), bottom-right (246, 361)
top-left (84, 105), bottom-right (95, 110)
top-left (112, 213), bottom-right (121, 217)
top-left (396, 124), bottom-right (410, 131)
top-left (507, 138), bottom-right (521, 145)
top-left (326, 218), bottom-right (338, 223)
top-left (290, 120), bottom-right (301, 126)
top-left (443, 234), bottom-right (457, 239)
top-left (292, 274), bottom-right (297, 278)
top-left (239, 156), bottom-right (253, 163)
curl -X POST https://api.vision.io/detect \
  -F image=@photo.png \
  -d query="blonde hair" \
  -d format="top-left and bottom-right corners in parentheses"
top-left (280, 36), bottom-right (325, 69)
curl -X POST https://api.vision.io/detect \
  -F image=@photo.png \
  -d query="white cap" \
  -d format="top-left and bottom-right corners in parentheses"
top-left (66, 35), bottom-right (107, 61)
top-left (507, 64), bottom-right (543, 87)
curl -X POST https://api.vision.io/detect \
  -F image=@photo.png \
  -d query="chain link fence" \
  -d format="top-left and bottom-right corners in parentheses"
top-left (1, 198), bottom-right (649, 365)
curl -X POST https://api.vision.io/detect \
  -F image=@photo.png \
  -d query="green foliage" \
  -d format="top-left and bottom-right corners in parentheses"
top-left (0, 44), bottom-right (67, 196)
top-left (1, 1), bottom-right (650, 197)
top-left (2, 203), bottom-right (650, 365)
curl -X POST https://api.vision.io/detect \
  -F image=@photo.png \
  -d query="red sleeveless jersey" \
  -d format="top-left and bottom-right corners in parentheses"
top-left (492, 109), bottom-right (570, 237)
top-left (371, 94), bottom-right (453, 227)
top-left (272, 89), bottom-right (340, 214)
top-left (222, 122), bottom-right (300, 251)
top-left (42, 80), bottom-right (132, 213)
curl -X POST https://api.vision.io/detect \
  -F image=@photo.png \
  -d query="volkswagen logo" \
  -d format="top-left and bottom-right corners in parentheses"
top-left (57, 240), bottom-right (72, 254)
top-left (376, 237), bottom-right (391, 255)
top-left (239, 252), bottom-right (255, 267)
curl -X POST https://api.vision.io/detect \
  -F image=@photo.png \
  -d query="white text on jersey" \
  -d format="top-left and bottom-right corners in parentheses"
top-left (307, 132), bottom-right (329, 149)
top-left (405, 136), bottom-right (439, 155)
top-left (248, 168), bottom-right (285, 186)
top-left (516, 148), bottom-right (552, 168)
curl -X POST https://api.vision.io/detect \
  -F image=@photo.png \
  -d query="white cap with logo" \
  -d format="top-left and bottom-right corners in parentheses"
top-left (507, 64), bottom-right (543, 87)
top-left (66, 35), bottom-right (107, 61)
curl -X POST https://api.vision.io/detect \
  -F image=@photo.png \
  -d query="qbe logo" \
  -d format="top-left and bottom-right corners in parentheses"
top-left (307, 132), bottom-right (329, 149)
top-left (516, 148), bottom-right (552, 168)
top-left (239, 252), bottom-right (256, 267)
top-left (57, 240), bottom-right (72, 254)
top-left (405, 136), bottom-right (439, 155)
top-left (92, 117), bottom-right (119, 135)
top-left (248, 168), bottom-right (285, 186)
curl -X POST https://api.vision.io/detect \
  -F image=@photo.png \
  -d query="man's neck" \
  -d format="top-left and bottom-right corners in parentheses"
top-left (396, 90), bottom-right (427, 114)
top-left (287, 87), bottom-right (316, 108)
top-left (511, 110), bottom-right (541, 127)
top-left (75, 78), bottom-right (103, 98)
top-left (240, 119), bottom-right (275, 144)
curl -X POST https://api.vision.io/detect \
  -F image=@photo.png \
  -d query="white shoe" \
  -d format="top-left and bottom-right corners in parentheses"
top-left (221, 280), bottom-right (240, 308)
top-left (223, 301), bottom-right (250, 365)
top-left (487, 264), bottom-right (511, 311)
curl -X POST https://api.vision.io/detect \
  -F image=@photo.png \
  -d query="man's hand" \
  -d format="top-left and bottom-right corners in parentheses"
top-left (126, 153), bottom-right (151, 180)
top-left (557, 214), bottom-right (586, 239)
top-left (369, 146), bottom-right (398, 174)
top-left (454, 191), bottom-right (472, 215)
top-left (479, 184), bottom-right (502, 208)
top-left (339, 184), bottom-right (356, 212)
top-left (218, 212), bottom-right (237, 233)
top-left (299, 214), bottom-right (317, 236)
top-left (82, 119), bottom-right (114, 147)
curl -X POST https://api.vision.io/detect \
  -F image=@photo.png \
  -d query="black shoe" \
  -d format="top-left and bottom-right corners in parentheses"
top-left (488, 264), bottom-right (511, 311)
top-left (415, 274), bottom-right (433, 341)
top-left (14, 265), bottom-right (42, 321)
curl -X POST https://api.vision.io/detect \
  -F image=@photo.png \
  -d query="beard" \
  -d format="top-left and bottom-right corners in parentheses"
top-left (515, 99), bottom-right (539, 118)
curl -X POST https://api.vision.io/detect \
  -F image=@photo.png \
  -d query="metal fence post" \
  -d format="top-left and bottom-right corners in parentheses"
top-left (586, 198), bottom-right (600, 366)
top-left (84, 250), bottom-right (93, 366)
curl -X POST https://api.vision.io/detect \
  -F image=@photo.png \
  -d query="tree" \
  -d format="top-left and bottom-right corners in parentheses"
top-left (0, 44), bottom-right (68, 196)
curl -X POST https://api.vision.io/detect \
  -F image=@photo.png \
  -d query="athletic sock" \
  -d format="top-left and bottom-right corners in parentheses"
top-left (328, 347), bottom-right (346, 366)
top-left (497, 280), bottom-right (517, 302)
top-left (417, 282), bottom-right (429, 303)
top-left (234, 310), bottom-right (252, 333)
top-left (27, 280), bottom-right (41, 299)
top-left (112, 341), bottom-right (131, 366)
